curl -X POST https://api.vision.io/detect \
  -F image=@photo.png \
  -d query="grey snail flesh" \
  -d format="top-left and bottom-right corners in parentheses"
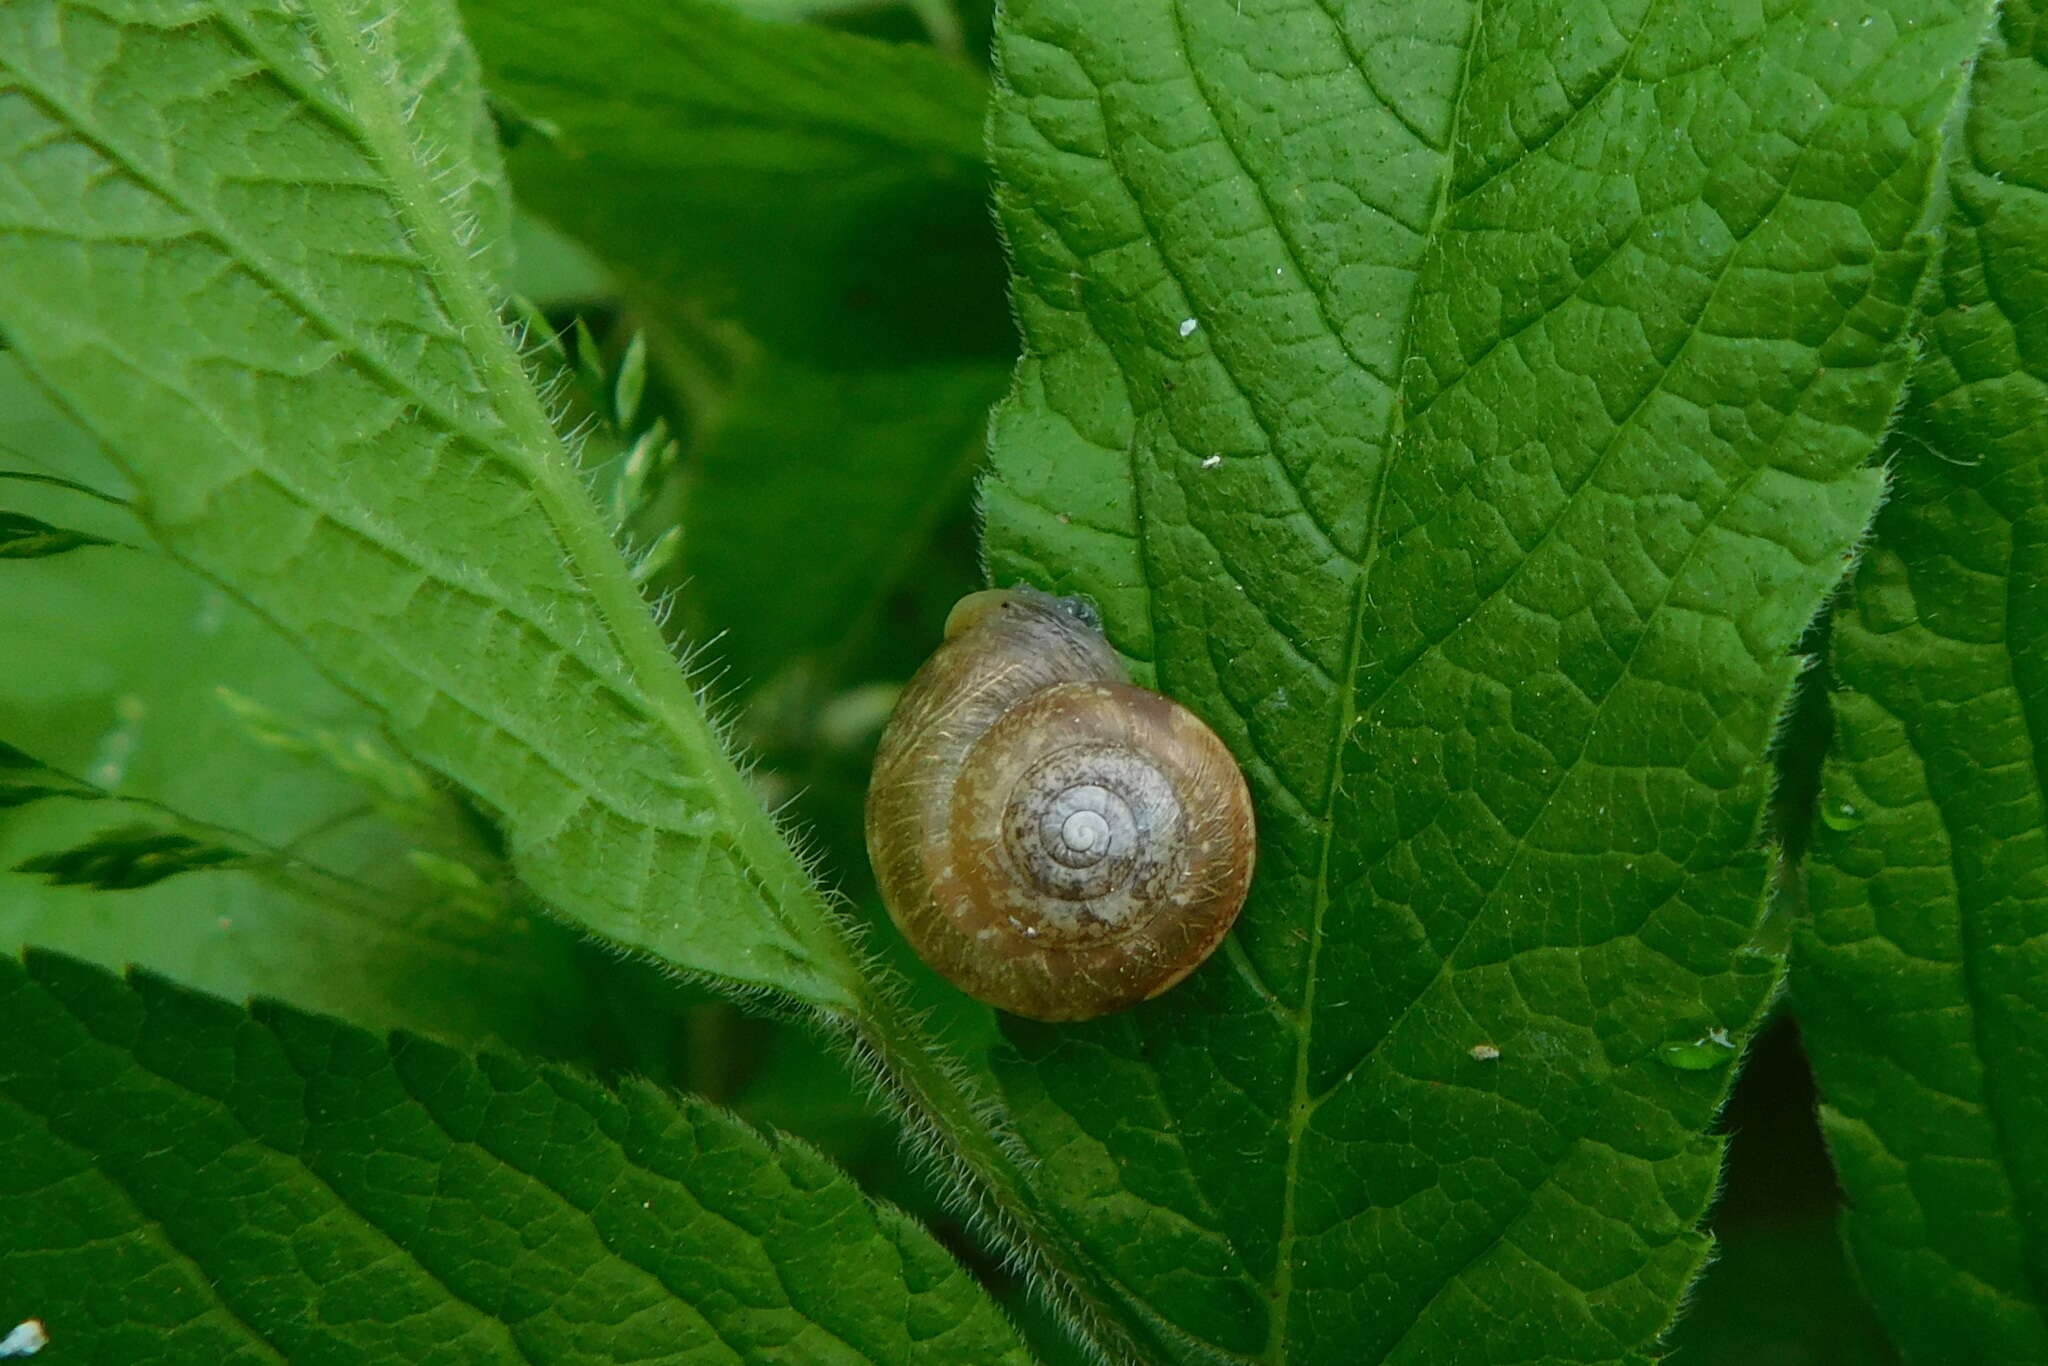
top-left (865, 587), bottom-right (1256, 1021)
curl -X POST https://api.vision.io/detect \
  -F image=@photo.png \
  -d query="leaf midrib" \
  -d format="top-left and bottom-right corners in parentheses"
top-left (307, 1), bottom-right (858, 981)
top-left (1241, 0), bottom-right (1844, 1355)
top-left (3, 83), bottom-right (722, 866)
top-left (1257, 0), bottom-right (1486, 1353)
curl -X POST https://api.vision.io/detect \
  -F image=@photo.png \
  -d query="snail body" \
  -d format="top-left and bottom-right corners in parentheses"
top-left (865, 588), bottom-right (1255, 1021)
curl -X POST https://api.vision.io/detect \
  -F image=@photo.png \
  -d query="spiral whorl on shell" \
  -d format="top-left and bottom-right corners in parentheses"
top-left (865, 588), bottom-right (1256, 1021)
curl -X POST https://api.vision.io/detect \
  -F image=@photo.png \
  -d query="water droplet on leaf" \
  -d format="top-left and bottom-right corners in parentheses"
top-left (1820, 798), bottom-right (1866, 832)
top-left (1657, 1029), bottom-right (1739, 1070)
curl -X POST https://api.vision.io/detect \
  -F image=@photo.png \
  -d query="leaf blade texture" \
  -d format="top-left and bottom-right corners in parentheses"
top-left (1797, 1), bottom-right (2048, 1358)
top-left (0, 950), bottom-right (1032, 1365)
top-left (981, 1), bottom-right (1993, 1360)
top-left (0, 0), bottom-right (858, 1008)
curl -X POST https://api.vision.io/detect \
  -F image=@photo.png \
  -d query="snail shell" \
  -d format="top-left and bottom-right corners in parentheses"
top-left (865, 587), bottom-right (1255, 1021)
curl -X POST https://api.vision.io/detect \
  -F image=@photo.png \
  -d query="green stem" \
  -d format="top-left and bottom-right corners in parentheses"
top-left (841, 980), bottom-right (1177, 1366)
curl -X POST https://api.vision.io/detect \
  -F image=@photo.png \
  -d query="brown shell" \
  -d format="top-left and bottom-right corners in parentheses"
top-left (865, 588), bottom-right (1256, 1021)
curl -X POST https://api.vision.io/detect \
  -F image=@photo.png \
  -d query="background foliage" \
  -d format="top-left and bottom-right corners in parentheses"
top-left (0, 0), bottom-right (2041, 1363)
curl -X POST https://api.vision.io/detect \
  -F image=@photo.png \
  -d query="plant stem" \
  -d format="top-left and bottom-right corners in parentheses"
top-left (841, 980), bottom-right (1178, 1366)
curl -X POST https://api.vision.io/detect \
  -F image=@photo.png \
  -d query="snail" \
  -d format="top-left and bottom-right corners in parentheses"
top-left (865, 587), bottom-right (1255, 1021)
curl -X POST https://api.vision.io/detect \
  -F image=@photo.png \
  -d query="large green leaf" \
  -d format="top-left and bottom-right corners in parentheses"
top-left (982, 1), bottom-right (1991, 1360)
top-left (0, 0), bottom-right (858, 1009)
top-left (0, 950), bottom-right (1031, 1364)
top-left (1796, 1), bottom-right (2048, 1358)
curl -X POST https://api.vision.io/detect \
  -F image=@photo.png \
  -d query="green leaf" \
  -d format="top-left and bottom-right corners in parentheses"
top-left (0, 508), bottom-right (113, 558)
top-left (731, 0), bottom-right (929, 21)
top-left (13, 825), bottom-right (246, 890)
top-left (0, 467), bottom-right (127, 504)
top-left (0, 1), bottom-right (859, 1009)
top-left (1795, 2), bottom-right (2048, 1359)
top-left (0, 739), bottom-right (94, 809)
top-left (0, 950), bottom-right (1031, 1365)
top-left (462, 0), bottom-right (1007, 366)
top-left (982, 1), bottom-right (1991, 1360)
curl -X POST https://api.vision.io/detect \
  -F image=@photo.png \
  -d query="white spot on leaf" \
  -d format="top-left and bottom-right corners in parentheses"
top-left (0, 1321), bottom-right (48, 1359)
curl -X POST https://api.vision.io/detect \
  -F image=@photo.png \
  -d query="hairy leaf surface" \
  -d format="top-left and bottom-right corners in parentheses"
top-left (0, 0), bottom-right (857, 1008)
top-left (1798, 2), bottom-right (2048, 1359)
top-left (0, 951), bottom-right (1030, 1364)
top-left (982, 1), bottom-right (1991, 1360)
